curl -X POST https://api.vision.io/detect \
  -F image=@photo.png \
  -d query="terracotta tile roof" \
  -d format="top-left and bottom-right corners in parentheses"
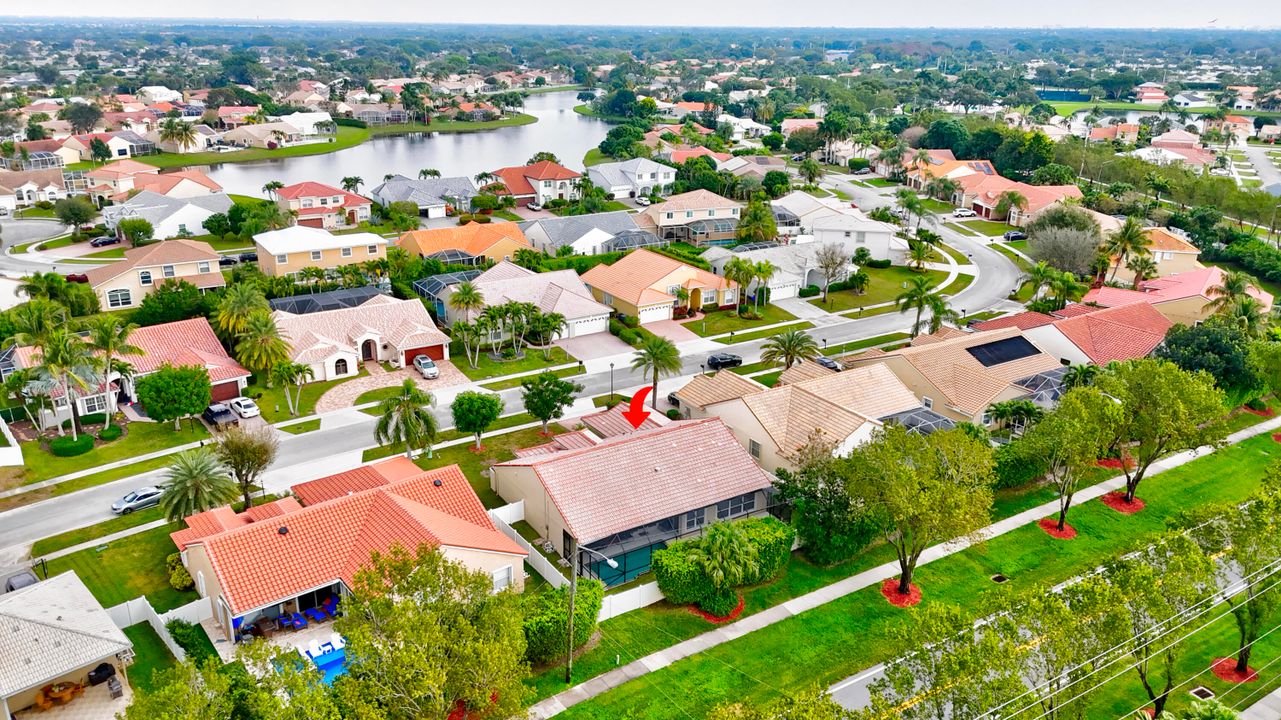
top-left (513, 430), bottom-right (599, 458)
top-left (189, 462), bottom-right (524, 615)
top-left (1083, 266), bottom-right (1274, 310)
top-left (277, 181), bottom-right (372, 206)
top-left (85, 239), bottom-right (221, 286)
top-left (669, 148), bottom-right (733, 164)
top-left (972, 311), bottom-right (1058, 331)
top-left (492, 160), bottom-right (580, 195)
top-left (580, 403), bottom-right (664, 437)
top-left (398, 223), bottom-right (530, 258)
top-left (777, 360), bottom-right (835, 385)
top-left (273, 295), bottom-right (448, 364)
top-left (494, 418), bottom-right (773, 544)
top-left (171, 498), bottom-right (303, 549)
top-left (1049, 303), bottom-right (1099, 319)
top-left (673, 371), bottom-right (767, 409)
top-left (1144, 227), bottom-right (1200, 254)
top-left (910, 326), bottom-right (971, 346)
top-left (581, 248), bottom-right (733, 307)
top-left (131, 170), bottom-right (223, 195)
top-left (1050, 303), bottom-right (1172, 364)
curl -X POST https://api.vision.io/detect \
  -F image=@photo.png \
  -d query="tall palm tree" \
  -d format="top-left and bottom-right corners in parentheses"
top-left (84, 316), bottom-right (141, 431)
top-left (159, 117), bottom-right (198, 152)
top-left (753, 261), bottom-right (776, 309)
top-left (876, 140), bottom-right (910, 180)
top-left (34, 327), bottom-right (99, 441)
top-left (759, 329), bottom-right (820, 370)
top-left (373, 379), bottom-right (438, 459)
top-left (1228, 296), bottom-right (1268, 337)
top-left (1103, 217), bottom-right (1151, 281)
top-left (158, 448), bottom-right (238, 522)
top-left (1143, 171), bottom-right (1172, 205)
top-left (895, 275), bottom-right (939, 338)
top-left (213, 283), bottom-right (269, 340)
top-left (418, 168), bottom-right (441, 179)
top-left (261, 180), bottom-right (284, 200)
top-left (1062, 364), bottom-right (1100, 390)
top-left (1048, 271), bottom-right (1089, 310)
top-left (234, 312), bottom-right (291, 386)
top-left (1021, 261), bottom-right (1058, 301)
top-left (630, 336), bottom-right (682, 410)
top-left (340, 176), bottom-right (363, 193)
top-left (684, 521), bottom-right (758, 599)
top-left (474, 170), bottom-right (497, 187)
top-left (269, 361), bottom-right (314, 416)
top-left (448, 281), bottom-right (485, 323)
top-left (5, 298), bottom-right (67, 349)
top-left (1125, 255), bottom-right (1158, 288)
top-left (993, 191), bottom-right (1029, 222)
top-left (16, 272), bottom-right (68, 303)
top-left (1204, 270), bottom-right (1255, 315)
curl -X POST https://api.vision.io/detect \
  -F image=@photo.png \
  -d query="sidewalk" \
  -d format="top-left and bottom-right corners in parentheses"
top-left (1240, 683), bottom-right (1281, 720)
top-left (529, 414), bottom-right (1281, 718)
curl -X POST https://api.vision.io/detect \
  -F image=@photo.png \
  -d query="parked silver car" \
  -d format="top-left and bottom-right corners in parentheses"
top-left (413, 355), bottom-right (440, 379)
top-left (111, 486), bottom-right (163, 515)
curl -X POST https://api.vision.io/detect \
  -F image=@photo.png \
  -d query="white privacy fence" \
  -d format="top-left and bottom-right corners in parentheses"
top-left (488, 501), bottom-right (569, 589)
top-left (107, 595), bottom-right (213, 663)
top-left (0, 419), bottom-right (22, 467)
top-left (597, 582), bottom-right (664, 622)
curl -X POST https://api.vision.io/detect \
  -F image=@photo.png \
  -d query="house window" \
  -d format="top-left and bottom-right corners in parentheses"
top-left (491, 565), bottom-right (513, 592)
top-left (685, 508), bottom-right (706, 530)
top-left (716, 492), bottom-right (756, 520)
top-left (162, 265), bottom-right (175, 278)
top-left (107, 288), bottom-right (131, 308)
top-left (341, 247), bottom-right (352, 257)
top-left (732, 208), bottom-right (739, 215)
top-left (665, 212), bottom-right (673, 220)
top-left (982, 410), bottom-right (993, 425)
top-left (138, 270), bottom-right (152, 286)
top-left (319, 197), bottom-right (329, 206)
top-left (334, 358), bottom-right (349, 375)
top-left (367, 245), bottom-right (378, 255)
top-left (856, 232), bottom-right (866, 244)
top-left (686, 211), bottom-right (693, 218)
top-left (922, 396), bottom-right (934, 410)
top-left (667, 284), bottom-right (681, 296)
top-left (82, 394), bottom-right (108, 414)
top-left (749, 439), bottom-right (761, 459)
top-left (844, 231), bottom-right (851, 238)
top-left (302, 199), bottom-right (314, 208)
top-left (310, 250), bottom-right (323, 262)
top-left (276, 254), bottom-right (288, 265)
top-left (197, 261), bottom-right (210, 273)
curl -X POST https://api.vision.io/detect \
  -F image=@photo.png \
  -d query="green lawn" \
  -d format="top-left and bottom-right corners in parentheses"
top-left (405, 424), bottom-right (569, 508)
top-left (583, 148), bottom-right (608, 167)
top-left (937, 243), bottom-right (969, 265)
top-left (32, 506), bottom-right (166, 557)
top-left (687, 305), bottom-right (799, 338)
top-left (122, 623), bottom-right (177, 694)
top-left (943, 272), bottom-right (976, 295)
top-left (41, 234), bottom-right (83, 250)
top-left (809, 266), bottom-right (949, 313)
top-left (83, 247), bottom-right (127, 259)
top-left (47, 520), bottom-right (197, 612)
top-left (555, 432), bottom-right (1281, 719)
top-left (918, 197), bottom-right (953, 214)
top-left (480, 365), bottom-right (586, 391)
top-left (824, 332), bottom-right (912, 358)
top-left (1049, 100), bottom-right (1281, 119)
top-left (15, 421), bottom-right (208, 486)
top-left (958, 219), bottom-right (1020, 236)
top-left (493, 209), bottom-right (524, 222)
top-left (279, 419), bottom-right (321, 434)
top-left (865, 178), bottom-right (901, 187)
top-left (755, 371), bottom-right (783, 387)
top-left (714, 322), bottom-right (813, 345)
top-left (730, 360), bottom-right (781, 376)
top-left (139, 126), bottom-right (371, 168)
top-left (353, 385), bottom-right (407, 408)
top-left (945, 222), bottom-right (980, 237)
top-left (16, 206), bottom-right (57, 219)
top-left (244, 367), bottom-right (366, 423)
top-left (993, 243), bottom-right (1033, 272)
top-left (450, 345), bottom-right (576, 382)
top-left (572, 105), bottom-right (632, 123)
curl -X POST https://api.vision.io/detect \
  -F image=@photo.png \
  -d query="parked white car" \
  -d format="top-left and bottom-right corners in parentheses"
top-left (636, 196), bottom-right (651, 206)
top-left (413, 355), bottom-right (440, 379)
top-left (952, 208), bottom-right (977, 218)
top-left (228, 397), bottom-right (261, 418)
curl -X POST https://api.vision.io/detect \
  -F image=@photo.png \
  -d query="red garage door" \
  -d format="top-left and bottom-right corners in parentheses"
top-left (404, 345), bottom-right (444, 364)
top-left (211, 381), bottom-right (241, 402)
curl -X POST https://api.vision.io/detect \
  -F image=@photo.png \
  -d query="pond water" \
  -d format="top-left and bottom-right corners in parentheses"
top-left (1067, 109), bottom-right (1208, 133)
top-left (203, 91), bottom-right (609, 198)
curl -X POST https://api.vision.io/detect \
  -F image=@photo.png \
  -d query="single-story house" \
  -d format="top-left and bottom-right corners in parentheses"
top-left (222, 122), bottom-right (303, 149)
top-left (275, 182), bottom-right (373, 230)
top-left (519, 211), bottom-right (661, 256)
top-left (1089, 124), bottom-right (1141, 144)
top-left (85, 238), bottom-right (226, 310)
top-left (0, 572), bottom-right (134, 718)
top-left (780, 118), bottom-right (820, 137)
top-left (717, 154), bottom-right (787, 181)
top-left (369, 175), bottom-right (477, 218)
top-left (62, 131), bottom-right (155, 161)
top-left (271, 111), bottom-right (334, 136)
top-left (101, 191), bottom-right (233, 241)
top-left (491, 418), bottom-right (775, 585)
top-left (173, 458), bottom-right (525, 643)
top-left (253, 225), bottom-right (388, 277)
top-left (716, 113), bottom-right (771, 140)
top-left (1109, 227), bottom-right (1203, 282)
top-left (397, 223), bottom-right (532, 265)
top-left (273, 294), bottom-right (450, 380)
top-left (581, 247), bottom-right (738, 324)
top-left (974, 302), bottom-right (1172, 366)
top-left (434, 260), bottom-right (612, 337)
top-left (586, 158), bottom-right (675, 199)
top-left (1081, 266), bottom-right (1274, 327)
top-left (0, 168), bottom-right (66, 209)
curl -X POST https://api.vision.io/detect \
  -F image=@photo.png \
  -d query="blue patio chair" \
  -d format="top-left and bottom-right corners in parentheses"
top-left (304, 607), bottom-right (329, 622)
top-left (290, 612), bottom-right (308, 630)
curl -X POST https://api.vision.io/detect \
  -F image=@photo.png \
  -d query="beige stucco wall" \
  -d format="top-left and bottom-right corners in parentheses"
top-left (649, 204), bottom-right (740, 229)
top-left (491, 465), bottom-right (572, 554)
top-left (705, 399), bottom-right (794, 473)
top-left (1151, 296), bottom-right (1216, 327)
top-left (440, 546), bottom-right (526, 593)
top-left (93, 259), bottom-right (220, 309)
top-left (257, 242), bottom-right (385, 277)
top-left (1112, 254), bottom-right (1202, 282)
top-left (183, 544), bottom-right (229, 640)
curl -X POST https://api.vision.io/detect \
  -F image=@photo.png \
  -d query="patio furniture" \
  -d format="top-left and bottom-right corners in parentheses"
top-left (88, 662), bottom-right (116, 685)
top-left (322, 596), bottom-right (339, 616)
top-left (107, 676), bottom-right (123, 699)
top-left (330, 633), bottom-right (345, 650)
top-left (303, 607), bottom-right (329, 622)
top-left (48, 681), bottom-right (79, 704)
top-left (290, 612), bottom-right (308, 630)
top-left (307, 639), bottom-right (324, 658)
top-left (254, 617), bottom-right (274, 638)
top-left (33, 689), bottom-right (53, 711)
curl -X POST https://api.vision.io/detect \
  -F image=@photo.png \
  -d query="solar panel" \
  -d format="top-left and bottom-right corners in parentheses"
top-left (966, 336), bottom-right (1040, 367)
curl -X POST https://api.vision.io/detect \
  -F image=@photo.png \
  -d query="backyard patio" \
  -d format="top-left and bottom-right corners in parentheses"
top-left (13, 670), bottom-right (132, 720)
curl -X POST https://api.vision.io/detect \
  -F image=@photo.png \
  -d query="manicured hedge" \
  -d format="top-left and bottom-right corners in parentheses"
top-left (49, 434), bottom-right (94, 457)
top-left (334, 117), bottom-right (367, 128)
top-left (738, 517), bottom-right (796, 585)
top-left (61, 413), bottom-right (107, 431)
top-left (863, 258), bottom-right (893, 269)
top-left (700, 588), bottom-right (739, 617)
top-left (523, 579), bottom-right (604, 664)
top-left (651, 539), bottom-right (708, 605)
top-left (993, 439), bottom-right (1048, 489)
top-left (97, 425), bottom-right (123, 442)
top-left (798, 284), bottom-right (821, 298)
top-left (165, 618), bottom-right (215, 661)
top-left (652, 245), bottom-right (712, 271)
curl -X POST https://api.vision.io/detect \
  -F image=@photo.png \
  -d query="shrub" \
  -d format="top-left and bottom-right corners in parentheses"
top-left (993, 439), bottom-right (1048, 489)
top-left (169, 564), bottom-right (194, 592)
top-left (699, 588), bottom-right (740, 617)
top-left (97, 425), bottom-right (123, 442)
top-left (608, 318), bottom-right (626, 337)
top-left (522, 579), bottom-right (604, 664)
top-left (621, 314), bottom-right (640, 329)
top-left (653, 517), bottom-right (794, 606)
top-left (666, 408), bottom-right (681, 420)
top-left (618, 328), bottom-right (638, 346)
top-left (651, 539), bottom-right (709, 605)
top-left (1246, 397), bottom-right (1268, 411)
top-left (165, 618), bottom-right (214, 660)
top-left (48, 434), bottom-right (94, 457)
top-left (798, 284), bottom-right (821, 298)
top-left (472, 214), bottom-right (492, 224)
top-left (864, 258), bottom-right (892, 269)
top-left (737, 517), bottom-right (795, 585)
top-left (848, 158), bottom-right (870, 171)
top-left (334, 117), bottom-right (367, 128)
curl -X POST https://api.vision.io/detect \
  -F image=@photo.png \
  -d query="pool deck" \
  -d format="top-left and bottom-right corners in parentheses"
top-left (201, 615), bottom-right (343, 666)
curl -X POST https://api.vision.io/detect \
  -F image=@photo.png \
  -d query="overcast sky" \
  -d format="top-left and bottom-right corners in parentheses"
top-left (4, 1), bottom-right (1276, 29)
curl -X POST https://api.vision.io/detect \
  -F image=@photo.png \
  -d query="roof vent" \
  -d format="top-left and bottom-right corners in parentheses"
top-left (278, 526), bottom-right (288, 535)
top-left (433, 479), bottom-right (443, 487)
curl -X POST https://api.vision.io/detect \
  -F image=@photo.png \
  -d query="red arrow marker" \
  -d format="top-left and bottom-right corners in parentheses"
top-left (622, 387), bottom-right (652, 430)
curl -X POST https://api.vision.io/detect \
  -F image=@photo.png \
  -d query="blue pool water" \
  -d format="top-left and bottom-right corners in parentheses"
top-left (310, 646), bottom-right (347, 684)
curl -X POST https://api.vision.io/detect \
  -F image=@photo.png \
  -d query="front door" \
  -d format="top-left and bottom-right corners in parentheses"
top-left (361, 339), bottom-right (376, 361)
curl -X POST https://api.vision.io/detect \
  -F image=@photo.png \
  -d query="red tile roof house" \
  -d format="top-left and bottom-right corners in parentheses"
top-left (275, 182), bottom-right (373, 230)
top-left (171, 457), bottom-right (525, 644)
top-left (1081, 266), bottom-right (1275, 328)
top-left (490, 418), bottom-right (775, 586)
top-left (974, 303), bottom-right (1173, 366)
top-left (1088, 123), bottom-right (1141, 144)
top-left (492, 160), bottom-right (581, 207)
top-left (13, 317), bottom-right (249, 425)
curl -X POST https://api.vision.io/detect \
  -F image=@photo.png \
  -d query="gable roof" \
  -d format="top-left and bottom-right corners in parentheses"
top-left (493, 160), bottom-right (580, 195)
top-left (1083, 266), bottom-right (1274, 310)
top-left (466, 261), bottom-right (612, 320)
top-left (579, 402), bottom-right (664, 437)
top-left (189, 462), bottom-right (524, 615)
top-left (85, 238), bottom-right (222, 287)
top-left (398, 223), bottom-right (530, 258)
top-left (518, 211), bottom-right (639, 249)
top-left (581, 248), bottom-right (732, 307)
top-left (1050, 302), bottom-right (1172, 364)
top-left (130, 170), bottom-right (222, 195)
top-left (673, 371), bottom-right (767, 409)
top-left (277, 181), bottom-right (372, 206)
top-left (494, 418), bottom-right (773, 544)
top-left (253, 225), bottom-right (387, 255)
top-left (0, 573), bottom-right (132, 698)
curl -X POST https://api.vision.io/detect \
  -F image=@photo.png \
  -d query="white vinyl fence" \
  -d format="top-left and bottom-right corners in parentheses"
top-left (597, 582), bottom-right (664, 622)
top-left (107, 595), bottom-right (213, 662)
top-left (0, 419), bottom-right (23, 467)
top-left (488, 501), bottom-right (568, 589)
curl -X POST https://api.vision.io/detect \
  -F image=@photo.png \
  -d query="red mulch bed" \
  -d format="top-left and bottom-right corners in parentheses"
top-left (1096, 457), bottom-right (1134, 471)
top-left (1101, 491), bottom-right (1146, 514)
top-left (688, 594), bottom-right (745, 624)
top-left (1242, 406), bottom-right (1275, 417)
top-left (1038, 517), bottom-right (1078, 540)
top-left (1272, 433), bottom-right (1281, 443)
top-left (1211, 657), bottom-right (1259, 683)
top-left (468, 445), bottom-right (487, 453)
top-left (880, 578), bottom-right (922, 607)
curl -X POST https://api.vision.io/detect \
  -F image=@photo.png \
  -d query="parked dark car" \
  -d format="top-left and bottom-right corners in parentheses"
top-left (202, 402), bottom-right (239, 430)
top-left (64, 272), bottom-right (88, 283)
top-left (815, 356), bottom-right (841, 372)
top-left (89, 235), bottom-right (121, 248)
top-left (707, 353), bottom-right (742, 371)
top-left (667, 392), bottom-right (680, 408)
top-left (852, 167), bottom-right (873, 175)
top-left (219, 255), bottom-right (239, 267)
top-left (3, 570), bottom-right (39, 593)
top-left (1003, 230), bottom-right (1028, 241)
top-left (239, 252), bottom-right (258, 263)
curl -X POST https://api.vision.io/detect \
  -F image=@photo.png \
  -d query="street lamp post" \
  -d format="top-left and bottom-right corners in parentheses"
top-left (566, 540), bottom-right (619, 683)
top-left (609, 362), bottom-right (614, 404)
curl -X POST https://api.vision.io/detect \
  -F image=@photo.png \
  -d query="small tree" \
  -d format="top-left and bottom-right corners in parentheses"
top-left (214, 425), bottom-right (279, 509)
top-left (774, 434), bottom-right (881, 565)
top-left (133, 279), bottom-right (211, 327)
top-left (520, 372), bottom-right (583, 434)
top-left (451, 390), bottom-right (503, 450)
top-left (684, 521), bottom-right (758, 612)
top-left (117, 218), bottom-right (154, 246)
top-left (54, 197), bottom-right (96, 237)
top-left (134, 364), bottom-right (211, 430)
top-left (374, 379), bottom-right (438, 459)
top-left (814, 243), bottom-right (851, 303)
top-left (1022, 387), bottom-right (1121, 531)
top-left (759, 329), bottom-right (820, 370)
top-left (630, 335), bottom-right (681, 410)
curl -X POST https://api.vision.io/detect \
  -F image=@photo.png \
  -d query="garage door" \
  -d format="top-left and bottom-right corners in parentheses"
top-left (568, 316), bottom-right (609, 338)
top-left (404, 345), bottom-right (445, 365)
top-left (638, 305), bottom-right (673, 324)
top-left (769, 283), bottom-right (799, 300)
top-left (210, 381), bottom-right (240, 402)
top-left (297, 216), bottom-right (326, 229)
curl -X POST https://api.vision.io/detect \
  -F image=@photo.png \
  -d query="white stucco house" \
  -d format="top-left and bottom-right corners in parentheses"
top-left (586, 158), bottom-right (676, 199)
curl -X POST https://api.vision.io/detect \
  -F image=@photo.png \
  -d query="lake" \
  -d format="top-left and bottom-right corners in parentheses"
top-left (204, 91), bottom-right (609, 198)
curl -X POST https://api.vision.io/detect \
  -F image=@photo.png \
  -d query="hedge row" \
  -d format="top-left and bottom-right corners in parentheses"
top-left (334, 117), bottom-right (367, 128)
top-left (49, 434), bottom-right (94, 457)
top-left (652, 245), bottom-right (712, 271)
top-left (993, 439), bottom-right (1048, 489)
top-left (652, 517), bottom-right (795, 610)
top-left (523, 578), bottom-right (604, 665)
top-left (98, 425), bottom-right (123, 441)
top-left (165, 618), bottom-right (216, 662)
top-left (1211, 239), bottom-right (1281, 285)
top-left (798, 284), bottom-right (821, 298)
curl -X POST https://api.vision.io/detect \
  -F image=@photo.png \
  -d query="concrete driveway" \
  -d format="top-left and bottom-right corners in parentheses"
top-left (553, 333), bottom-right (633, 361)
top-left (645, 320), bottom-right (700, 343)
top-left (313, 360), bottom-right (469, 414)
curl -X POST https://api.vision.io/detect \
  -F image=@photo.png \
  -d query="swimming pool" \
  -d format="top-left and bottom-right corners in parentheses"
top-left (309, 646), bottom-right (347, 684)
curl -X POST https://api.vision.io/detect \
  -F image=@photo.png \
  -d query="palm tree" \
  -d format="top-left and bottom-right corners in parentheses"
top-left (418, 168), bottom-right (441, 179)
top-left (269, 361), bottom-right (314, 416)
top-left (340, 176), bottom-right (363, 193)
top-left (993, 190), bottom-right (1029, 222)
top-left (847, 268), bottom-right (870, 295)
top-left (1125, 255), bottom-right (1158, 288)
top-left (797, 158), bottom-right (823, 185)
top-left (895, 275), bottom-right (939, 338)
top-left (374, 379), bottom-right (438, 459)
top-left (4, 298), bottom-right (66, 349)
top-left (1048, 271), bottom-right (1088, 310)
top-left (759, 330), bottom-right (820, 370)
top-left (684, 521), bottom-right (759, 600)
top-left (753, 261), bottom-right (776, 309)
top-left (1143, 172), bottom-right (1172, 205)
top-left (925, 176), bottom-right (961, 203)
top-left (34, 327), bottom-right (99, 441)
top-left (1103, 217), bottom-right (1151, 281)
top-left (906, 240), bottom-right (932, 272)
top-left (1062, 364), bottom-right (1100, 390)
top-left (894, 188), bottom-right (922, 229)
top-left (158, 448), bottom-right (238, 522)
top-left (723, 257), bottom-right (755, 306)
top-left (261, 180), bottom-right (284, 200)
top-left (213, 283), bottom-right (269, 341)
top-left (876, 140), bottom-right (910, 179)
top-left (84, 316), bottom-right (141, 431)
top-left (234, 312), bottom-right (290, 386)
top-left (1021, 261), bottom-right (1058, 301)
top-left (1204, 269), bottom-right (1255, 315)
top-left (630, 336), bottom-right (682, 410)
top-left (925, 294), bottom-right (960, 334)
top-left (158, 117), bottom-right (198, 152)
top-left (474, 170), bottom-right (497, 187)
top-left (1227, 296), bottom-right (1268, 336)
top-left (16, 272), bottom-right (69, 304)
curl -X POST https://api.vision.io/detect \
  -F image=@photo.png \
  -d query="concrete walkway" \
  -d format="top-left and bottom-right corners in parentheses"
top-left (1240, 682), bottom-right (1281, 720)
top-left (529, 414), bottom-right (1281, 719)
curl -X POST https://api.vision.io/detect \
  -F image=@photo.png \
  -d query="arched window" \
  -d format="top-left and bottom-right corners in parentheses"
top-left (106, 288), bottom-right (131, 308)
top-left (334, 358), bottom-right (349, 376)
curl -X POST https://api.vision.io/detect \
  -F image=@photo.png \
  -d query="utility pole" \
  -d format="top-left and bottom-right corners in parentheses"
top-left (564, 535), bottom-right (577, 683)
